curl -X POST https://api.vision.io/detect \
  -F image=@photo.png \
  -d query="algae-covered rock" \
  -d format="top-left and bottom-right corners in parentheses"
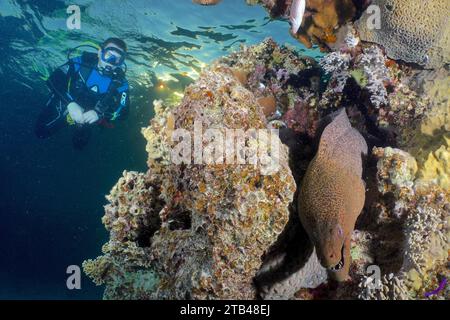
top-left (83, 39), bottom-right (306, 300)
top-left (146, 63), bottom-right (296, 299)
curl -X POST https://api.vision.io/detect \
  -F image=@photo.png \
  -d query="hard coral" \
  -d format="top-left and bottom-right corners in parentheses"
top-left (85, 39), bottom-right (308, 300)
top-left (82, 170), bottom-right (163, 299)
top-left (394, 68), bottom-right (450, 191)
top-left (102, 171), bottom-right (162, 243)
top-left (148, 63), bottom-right (296, 299)
top-left (358, 147), bottom-right (449, 300)
top-left (355, 0), bottom-right (450, 69)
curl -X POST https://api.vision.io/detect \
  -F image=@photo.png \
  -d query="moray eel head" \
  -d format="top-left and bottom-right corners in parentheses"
top-left (316, 222), bottom-right (345, 270)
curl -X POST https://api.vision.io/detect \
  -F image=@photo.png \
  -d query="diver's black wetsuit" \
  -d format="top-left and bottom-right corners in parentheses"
top-left (35, 52), bottom-right (130, 149)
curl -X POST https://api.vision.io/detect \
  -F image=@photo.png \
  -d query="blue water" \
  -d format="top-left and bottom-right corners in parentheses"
top-left (0, 0), bottom-right (321, 299)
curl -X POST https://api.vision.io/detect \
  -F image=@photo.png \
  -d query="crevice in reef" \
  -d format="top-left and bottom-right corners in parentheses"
top-left (167, 206), bottom-right (192, 231)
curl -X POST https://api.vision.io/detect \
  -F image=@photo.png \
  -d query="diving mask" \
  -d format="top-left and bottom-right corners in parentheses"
top-left (100, 46), bottom-right (126, 66)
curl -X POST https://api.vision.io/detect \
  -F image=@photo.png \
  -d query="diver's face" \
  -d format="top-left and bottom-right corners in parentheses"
top-left (97, 43), bottom-right (125, 73)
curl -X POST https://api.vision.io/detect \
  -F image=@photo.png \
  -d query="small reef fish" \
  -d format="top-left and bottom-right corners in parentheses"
top-left (192, 0), bottom-right (222, 5)
top-left (298, 108), bottom-right (367, 281)
top-left (290, 0), bottom-right (306, 34)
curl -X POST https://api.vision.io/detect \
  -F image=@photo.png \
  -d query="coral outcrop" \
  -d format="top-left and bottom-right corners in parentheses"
top-left (84, 39), bottom-right (316, 300)
top-left (357, 147), bottom-right (449, 300)
top-left (145, 64), bottom-right (296, 299)
top-left (83, 170), bottom-right (163, 299)
top-left (355, 0), bottom-right (450, 69)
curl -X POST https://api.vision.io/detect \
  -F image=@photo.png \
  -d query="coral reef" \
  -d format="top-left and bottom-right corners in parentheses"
top-left (298, 109), bottom-right (367, 281)
top-left (82, 170), bottom-right (163, 299)
top-left (398, 69), bottom-right (450, 191)
top-left (357, 147), bottom-right (449, 300)
top-left (101, 171), bottom-right (162, 243)
top-left (146, 63), bottom-right (296, 299)
top-left (85, 39), bottom-right (318, 300)
top-left (355, 0), bottom-right (450, 69)
top-left (319, 39), bottom-right (391, 108)
top-left (83, 10), bottom-right (449, 298)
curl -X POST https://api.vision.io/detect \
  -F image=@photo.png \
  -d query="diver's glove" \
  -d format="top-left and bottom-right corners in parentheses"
top-left (83, 110), bottom-right (99, 124)
top-left (67, 102), bottom-right (85, 124)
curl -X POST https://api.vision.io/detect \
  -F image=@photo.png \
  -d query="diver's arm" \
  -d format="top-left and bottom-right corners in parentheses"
top-left (103, 82), bottom-right (130, 122)
top-left (113, 88), bottom-right (130, 121)
top-left (46, 62), bottom-right (71, 103)
top-left (46, 57), bottom-right (80, 104)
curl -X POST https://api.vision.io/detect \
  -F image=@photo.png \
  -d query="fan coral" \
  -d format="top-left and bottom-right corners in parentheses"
top-left (355, 0), bottom-right (450, 69)
top-left (298, 108), bottom-right (368, 282)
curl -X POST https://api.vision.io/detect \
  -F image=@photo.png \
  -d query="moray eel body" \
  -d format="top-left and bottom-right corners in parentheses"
top-left (298, 108), bottom-right (367, 281)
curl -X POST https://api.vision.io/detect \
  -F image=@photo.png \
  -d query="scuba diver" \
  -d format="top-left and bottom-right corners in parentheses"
top-left (35, 38), bottom-right (130, 149)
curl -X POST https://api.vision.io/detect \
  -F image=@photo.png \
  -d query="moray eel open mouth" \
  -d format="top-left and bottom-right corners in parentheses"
top-left (328, 245), bottom-right (345, 272)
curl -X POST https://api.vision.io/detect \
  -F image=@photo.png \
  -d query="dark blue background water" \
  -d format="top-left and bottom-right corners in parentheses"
top-left (0, 0), bottom-right (321, 299)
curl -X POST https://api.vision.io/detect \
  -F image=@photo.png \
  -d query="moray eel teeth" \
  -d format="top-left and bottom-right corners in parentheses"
top-left (329, 246), bottom-right (345, 272)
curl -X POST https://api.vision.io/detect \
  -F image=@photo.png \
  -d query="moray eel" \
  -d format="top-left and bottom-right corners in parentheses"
top-left (298, 108), bottom-right (367, 281)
